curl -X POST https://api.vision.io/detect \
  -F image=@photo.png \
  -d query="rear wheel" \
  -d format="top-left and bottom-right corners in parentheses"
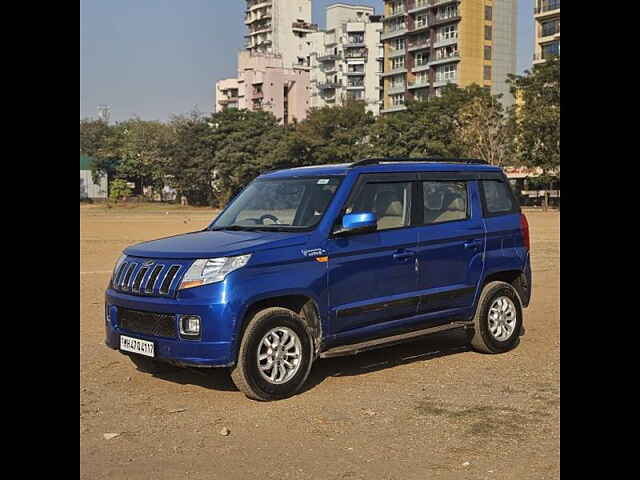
top-left (469, 281), bottom-right (523, 354)
top-left (231, 307), bottom-right (314, 401)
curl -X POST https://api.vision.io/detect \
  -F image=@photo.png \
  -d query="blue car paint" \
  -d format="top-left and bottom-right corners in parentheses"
top-left (105, 162), bottom-right (530, 367)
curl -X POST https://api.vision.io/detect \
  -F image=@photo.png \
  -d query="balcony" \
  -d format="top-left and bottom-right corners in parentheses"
top-left (409, 20), bottom-right (430, 33)
top-left (381, 27), bottom-right (408, 41)
top-left (381, 67), bottom-right (408, 78)
top-left (252, 90), bottom-right (264, 99)
top-left (408, 38), bottom-right (431, 51)
top-left (292, 21), bottom-right (318, 32)
top-left (245, 13), bottom-right (271, 25)
top-left (388, 48), bottom-right (406, 58)
top-left (345, 48), bottom-right (368, 59)
top-left (408, 1), bottom-right (431, 14)
top-left (246, 1), bottom-right (272, 12)
top-left (381, 105), bottom-right (407, 114)
top-left (412, 61), bottom-right (431, 73)
top-left (408, 80), bottom-right (430, 90)
top-left (345, 70), bottom-right (366, 76)
top-left (433, 77), bottom-right (457, 88)
top-left (318, 80), bottom-right (343, 90)
top-left (533, 51), bottom-right (559, 64)
top-left (384, 9), bottom-right (406, 21)
top-left (429, 13), bottom-right (461, 27)
top-left (344, 41), bottom-right (366, 49)
top-left (218, 97), bottom-right (239, 105)
top-left (535, 0), bottom-right (560, 15)
top-left (428, 52), bottom-right (460, 66)
top-left (388, 84), bottom-right (407, 95)
top-left (318, 53), bottom-right (341, 62)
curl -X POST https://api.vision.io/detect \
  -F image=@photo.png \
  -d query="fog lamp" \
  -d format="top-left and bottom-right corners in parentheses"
top-left (180, 315), bottom-right (201, 337)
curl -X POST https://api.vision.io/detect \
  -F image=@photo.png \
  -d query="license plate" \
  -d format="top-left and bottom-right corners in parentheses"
top-left (120, 335), bottom-right (155, 358)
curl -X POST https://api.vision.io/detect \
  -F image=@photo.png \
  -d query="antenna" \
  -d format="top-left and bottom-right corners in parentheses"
top-left (97, 105), bottom-right (111, 123)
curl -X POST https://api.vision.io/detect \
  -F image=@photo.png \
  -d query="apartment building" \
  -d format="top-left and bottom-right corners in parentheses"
top-left (380, 0), bottom-right (517, 113)
top-left (216, 0), bottom-right (316, 124)
top-left (309, 4), bottom-right (383, 116)
top-left (244, 0), bottom-right (317, 70)
top-left (533, 0), bottom-right (559, 65)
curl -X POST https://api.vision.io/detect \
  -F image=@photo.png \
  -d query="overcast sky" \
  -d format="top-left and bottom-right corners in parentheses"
top-left (80, 0), bottom-right (534, 123)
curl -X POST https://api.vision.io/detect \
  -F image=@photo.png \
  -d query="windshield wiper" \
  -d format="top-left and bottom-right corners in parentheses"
top-left (209, 225), bottom-right (259, 231)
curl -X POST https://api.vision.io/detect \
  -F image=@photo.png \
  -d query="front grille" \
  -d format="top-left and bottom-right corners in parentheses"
top-left (111, 258), bottom-right (184, 297)
top-left (118, 308), bottom-right (177, 339)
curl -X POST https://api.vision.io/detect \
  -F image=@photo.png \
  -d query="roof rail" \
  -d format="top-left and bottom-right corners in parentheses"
top-left (349, 157), bottom-right (489, 168)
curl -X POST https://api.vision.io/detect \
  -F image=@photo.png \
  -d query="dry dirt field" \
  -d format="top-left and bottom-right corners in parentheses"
top-left (80, 205), bottom-right (559, 480)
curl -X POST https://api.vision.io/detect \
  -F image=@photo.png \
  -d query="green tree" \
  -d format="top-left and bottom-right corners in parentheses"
top-left (507, 56), bottom-right (560, 176)
top-left (454, 95), bottom-right (514, 166)
top-left (109, 179), bottom-right (132, 202)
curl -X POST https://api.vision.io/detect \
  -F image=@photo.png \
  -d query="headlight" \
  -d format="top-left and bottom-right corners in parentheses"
top-left (179, 254), bottom-right (252, 290)
top-left (111, 254), bottom-right (126, 287)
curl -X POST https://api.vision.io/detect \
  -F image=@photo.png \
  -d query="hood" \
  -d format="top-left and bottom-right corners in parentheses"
top-left (124, 229), bottom-right (310, 259)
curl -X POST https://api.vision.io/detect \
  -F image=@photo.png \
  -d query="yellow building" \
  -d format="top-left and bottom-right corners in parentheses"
top-left (380, 0), bottom-right (517, 113)
top-left (533, 0), bottom-right (560, 65)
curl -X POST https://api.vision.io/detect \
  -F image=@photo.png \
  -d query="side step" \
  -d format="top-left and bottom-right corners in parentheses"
top-left (319, 321), bottom-right (470, 359)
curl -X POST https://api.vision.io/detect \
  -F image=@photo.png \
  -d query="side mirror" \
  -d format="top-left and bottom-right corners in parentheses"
top-left (337, 212), bottom-right (378, 235)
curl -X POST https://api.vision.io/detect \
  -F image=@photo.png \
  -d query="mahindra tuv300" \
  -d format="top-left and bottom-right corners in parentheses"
top-left (105, 158), bottom-right (532, 401)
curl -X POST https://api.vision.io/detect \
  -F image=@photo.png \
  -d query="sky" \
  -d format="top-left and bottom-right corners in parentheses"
top-left (80, 0), bottom-right (534, 123)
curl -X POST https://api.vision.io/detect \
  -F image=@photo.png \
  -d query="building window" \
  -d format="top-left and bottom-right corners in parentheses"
top-left (542, 40), bottom-right (560, 59)
top-left (438, 24), bottom-right (458, 42)
top-left (391, 94), bottom-right (405, 106)
top-left (414, 90), bottom-right (428, 102)
top-left (392, 56), bottom-right (405, 70)
top-left (484, 65), bottom-right (492, 81)
top-left (439, 5), bottom-right (458, 19)
top-left (393, 38), bottom-right (405, 51)
top-left (484, 46), bottom-right (492, 60)
top-left (415, 52), bottom-right (429, 66)
top-left (436, 63), bottom-right (457, 83)
top-left (416, 14), bottom-right (428, 28)
top-left (484, 26), bottom-right (492, 40)
top-left (435, 45), bottom-right (457, 60)
top-left (386, 17), bottom-right (406, 33)
top-left (390, 1), bottom-right (405, 15)
top-left (416, 71), bottom-right (429, 85)
top-left (391, 74), bottom-right (405, 88)
top-left (485, 6), bottom-right (493, 20)
top-left (541, 19), bottom-right (560, 37)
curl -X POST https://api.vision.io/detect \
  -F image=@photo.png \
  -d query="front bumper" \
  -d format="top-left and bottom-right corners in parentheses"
top-left (104, 285), bottom-right (238, 367)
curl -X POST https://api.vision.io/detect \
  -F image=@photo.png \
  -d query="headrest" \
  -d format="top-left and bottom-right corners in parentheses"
top-left (375, 190), bottom-right (403, 217)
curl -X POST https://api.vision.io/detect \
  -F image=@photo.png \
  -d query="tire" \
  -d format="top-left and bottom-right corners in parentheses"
top-left (469, 281), bottom-right (523, 354)
top-left (231, 307), bottom-right (314, 401)
top-left (127, 354), bottom-right (175, 374)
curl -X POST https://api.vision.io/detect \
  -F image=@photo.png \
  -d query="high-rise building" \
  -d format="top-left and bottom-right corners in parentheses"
top-left (380, 0), bottom-right (517, 113)
top-left (309, 4), bottom-right (383, 115)
top-left (216, 0), bottom-right (317, 124)
top-left (533, 0), bottom-right (559, 65)
top-left (244, 0), bottom-right (316, 70)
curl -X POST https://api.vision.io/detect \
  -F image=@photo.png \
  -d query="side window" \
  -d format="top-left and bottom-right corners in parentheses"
top-left (480, 180), bottom-right (518, 215)
top-left (344, 181), bottom-right (411, 231)
top-left (422, 181), bottom-right (468, 224)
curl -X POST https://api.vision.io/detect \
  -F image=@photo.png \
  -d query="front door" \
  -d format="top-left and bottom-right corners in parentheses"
top-left (325, 174), bottom-right (419, 336)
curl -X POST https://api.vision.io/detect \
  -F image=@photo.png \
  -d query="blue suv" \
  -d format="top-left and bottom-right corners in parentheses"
top-left (105, 158), bottom-right (531, 401)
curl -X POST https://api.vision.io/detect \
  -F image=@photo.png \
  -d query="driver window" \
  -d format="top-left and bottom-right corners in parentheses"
top-left (344, 181), bottom-right (411, 231)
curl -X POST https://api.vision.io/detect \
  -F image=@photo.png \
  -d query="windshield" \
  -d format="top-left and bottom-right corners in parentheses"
top-left (210, 176), bottom-right (343, 231)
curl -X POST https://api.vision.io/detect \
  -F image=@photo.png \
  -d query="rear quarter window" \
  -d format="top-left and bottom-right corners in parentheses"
top-left (480, 179), bottom-right (520, 216)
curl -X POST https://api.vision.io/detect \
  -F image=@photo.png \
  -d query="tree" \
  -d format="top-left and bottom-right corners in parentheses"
top-left (80, 118), bottom-right (112, 158)
top-left (507, 56), bottom-right (560, 176)
top-left (109, 179), bottom-right (132, 202)
top-left (106, 118), bottom-right (174, 197)
top-left (454, 95), bottom-right (514, 166)
top-left (164, 111), bottom-right (218, 205)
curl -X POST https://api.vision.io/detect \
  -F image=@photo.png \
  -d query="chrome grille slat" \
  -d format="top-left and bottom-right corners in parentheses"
top-left (117, 262), bottom-right (130, 290)
top-left (159, 265), bottom-right (181, 296)
top-left (145, 265), bottom-right (165, 295)
top-left (114, 262), bottom-right (129, 289)
top-left (132, 266), bottom-right (149, 293)
top-left (122, 263), bottom-right (138, 291)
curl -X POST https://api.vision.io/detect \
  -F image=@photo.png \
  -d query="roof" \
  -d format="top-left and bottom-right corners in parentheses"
top-left (260, 159), bottom-right (502, 179)
top-left (80, 155), bottom-right (95, 171)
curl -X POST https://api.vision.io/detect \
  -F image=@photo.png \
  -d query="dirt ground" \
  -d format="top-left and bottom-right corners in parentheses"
top-left (80, 205), bottom-right (559, 480)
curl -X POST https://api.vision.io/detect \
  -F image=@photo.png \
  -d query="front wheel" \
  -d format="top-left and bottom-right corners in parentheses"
top-left (468, 281), bottom-right (523, 354)
top-left (231, 307), bottom-right (314, 401)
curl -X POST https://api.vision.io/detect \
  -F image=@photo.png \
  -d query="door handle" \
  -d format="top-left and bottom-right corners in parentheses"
top-left (393, 250), bottom-right (416, 260)
top-left (464, 239), bottom-right (482, 249)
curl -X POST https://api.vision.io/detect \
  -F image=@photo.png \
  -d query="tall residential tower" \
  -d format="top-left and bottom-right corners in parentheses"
top-left (380, 0), bottom-right (517, 113)
top-left (309, 4), bottom-right (383, 115)
top-left (216, 0), bottom-right (317, 124)
top-left (533, 0), bottom-right (559, 65)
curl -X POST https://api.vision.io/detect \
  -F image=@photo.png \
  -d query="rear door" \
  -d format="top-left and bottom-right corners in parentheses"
top-left (413, 173), bottom-right (486, 318)
top-left (325, 173), bottom-right (420, 335)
